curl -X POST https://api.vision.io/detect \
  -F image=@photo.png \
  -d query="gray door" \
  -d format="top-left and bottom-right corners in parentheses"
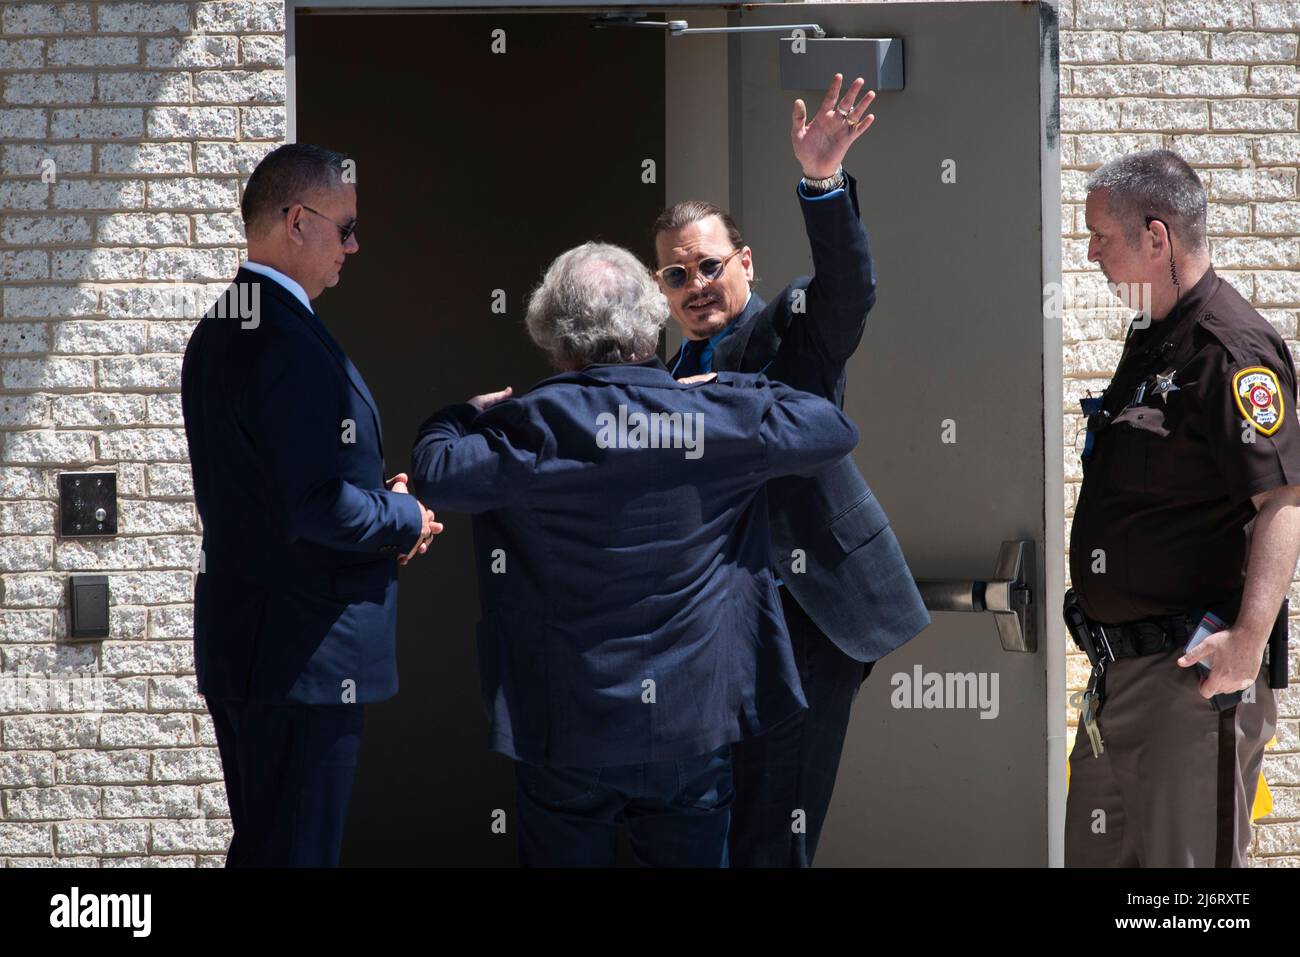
top-left (663, 1), bottom-right (1064, 866)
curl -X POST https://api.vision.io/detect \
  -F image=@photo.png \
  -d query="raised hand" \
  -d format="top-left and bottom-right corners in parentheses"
top-left (792, 74), bottom-right (877, 179)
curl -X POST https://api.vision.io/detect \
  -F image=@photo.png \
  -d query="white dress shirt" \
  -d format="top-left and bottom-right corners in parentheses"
top-left (241, 260), bottom-right (313, 315)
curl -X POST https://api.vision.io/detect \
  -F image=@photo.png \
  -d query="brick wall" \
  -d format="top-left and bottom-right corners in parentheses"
top-left (0, 1), bottom-right (284, 867)
top-left (0, 0), bottom-right (1297, 866)
top-left (1059, 0), bottom-right (1300, 865)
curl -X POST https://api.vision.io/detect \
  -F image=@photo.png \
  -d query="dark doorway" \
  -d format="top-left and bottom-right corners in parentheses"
top-left (296, 10), bottom-right (666, 865)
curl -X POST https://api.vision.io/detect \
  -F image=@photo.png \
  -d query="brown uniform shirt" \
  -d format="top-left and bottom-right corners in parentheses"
top-left (1070, 266), bottom-right (1300, 624)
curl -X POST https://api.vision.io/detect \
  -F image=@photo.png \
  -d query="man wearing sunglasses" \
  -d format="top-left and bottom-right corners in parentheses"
top-left (181, 143), bottom-right (441, 866)
top-left (653, 74), bottom-right (929, 867)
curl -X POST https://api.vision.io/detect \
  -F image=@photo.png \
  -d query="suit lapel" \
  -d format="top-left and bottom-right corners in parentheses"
top-left (711, 292), bottom-right (768, 373)
top-left (238, 268), bottom-right (386, 454)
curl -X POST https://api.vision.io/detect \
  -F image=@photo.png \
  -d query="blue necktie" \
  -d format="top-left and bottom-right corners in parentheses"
top-left (675, 339), bottom-right (709, 379)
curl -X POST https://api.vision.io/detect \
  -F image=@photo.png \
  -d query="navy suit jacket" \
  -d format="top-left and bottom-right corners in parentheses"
top-left (667, 172), bottom-right (931, 662)
top-left (410, 359), bottom-right (859, 767)
top-left (181, 267), bottom-right (425, 704)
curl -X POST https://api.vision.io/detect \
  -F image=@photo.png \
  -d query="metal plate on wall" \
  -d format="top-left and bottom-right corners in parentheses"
top-left (58, 471), bottom-right (117, 537)
top-left (779, 37), bottom-right (904, 92)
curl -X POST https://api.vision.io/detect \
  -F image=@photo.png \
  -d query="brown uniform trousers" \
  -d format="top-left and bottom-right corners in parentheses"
top-left (1065, 647), bottom-right (1276, 867)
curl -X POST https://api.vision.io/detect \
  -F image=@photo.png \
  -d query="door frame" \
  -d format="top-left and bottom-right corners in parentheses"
top-left (284, 0), bottom-right (1067, 867)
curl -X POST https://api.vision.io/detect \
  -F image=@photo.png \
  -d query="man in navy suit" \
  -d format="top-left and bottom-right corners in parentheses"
top-left (654, 75), bottom-right (930, 866)
top-left (410, 241), bottom-right (858, 867)
top-left (181, 144), bottom-right (441, 866)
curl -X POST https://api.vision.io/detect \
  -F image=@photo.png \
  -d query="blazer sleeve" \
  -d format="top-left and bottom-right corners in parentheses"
top-left (783, 171), bottom-right (877, 369)
top-left (758, 377), bottom-right (860, 478)
top-left (245, 330), bottom-right (425, 553)
top-left (409, 399), bottom-right (539, 513)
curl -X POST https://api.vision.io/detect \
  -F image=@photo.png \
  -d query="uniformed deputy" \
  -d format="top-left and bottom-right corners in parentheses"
top-left (1065, 149), bottom-right (1300, 867)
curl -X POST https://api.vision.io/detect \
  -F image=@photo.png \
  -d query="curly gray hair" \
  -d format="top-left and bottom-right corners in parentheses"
top-left (525, 242), bottom-right (668, 371)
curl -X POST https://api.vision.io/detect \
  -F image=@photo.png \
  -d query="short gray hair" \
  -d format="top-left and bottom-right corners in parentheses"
top-left (525, 242), bottom-right (667, 371)
top-left (1085, 149), bottom-right (1207, 251)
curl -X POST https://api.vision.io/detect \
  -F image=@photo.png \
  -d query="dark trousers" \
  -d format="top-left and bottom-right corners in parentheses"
top-left (513, 744), bottom-right (733, 867)
top-left (207, 696), bottom-right (365, 867)
top-left (728, 586), bottom-right (864, 867)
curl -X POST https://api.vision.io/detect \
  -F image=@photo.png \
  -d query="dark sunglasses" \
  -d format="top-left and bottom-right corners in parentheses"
top-left (283, 203), bottom-right (357, 245)
top-left (654, 249), bottom-right (742, 289)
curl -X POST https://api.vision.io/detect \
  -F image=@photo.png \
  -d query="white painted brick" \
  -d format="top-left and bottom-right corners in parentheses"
top-left (195, 1), bottom-right (285, 33)
top-left (151, 819), bottom-right (230, 853)
top-left (1071, 66), bottom-right (1162, 96)
top-left (2, 430), bottom-right (96, 465)
top-left (1170, 132), bottom-right (1254, 163)
top-left (1209, 167), bottom-right (1295, 199)
top-left (0, 501), bottom-right (54, 533)
top-left (2, 143), bottom-right (91, 176)
top-left (0, 180), bottom-right (50, 208)
top-left (1260, 309), bottom-right (1300, 337)
top-left (97, 142), bottom-right (192, 174)
top-left (0, 466), bottom-right (49, 497)
top-left (188, 212), bottom-right (242, 244)
top-left (147, 321), bottom-right (197, 353)
top-left (50, 605), bottom-right (146, 642)
top-left (1257, 270), bottom-right (1300, 303)
top-left (3, 72), bottom-right (95, 105)
top-left (54, 536), bottom-right (149, 570)
top-left (56, 750), bottom-right (149, 785)
top-left (0, 322), bottom-right (50, 353)
top-left (1257, 822), bottom-right (1300, 855)
top-left (1059, 31), bottom-right (1120, 63)
top-left (147, 463), bottom-right (192, 497)
top-left (151, 747), bottom-right (222, 782)
top-left (102, 641), bottom-right (194, 676)
top-left (147, 604), bottom-right (193, 638)
top-left (194, 140), bottom-right (274, 173)
top-left (0, 824), bottom-right (54, 856)
top-left (146, 392), bottom-right (183, 423)
top-left (3, 286), bottom-right (96, 321)
top-left (1166, 0), bottom-right (1254, 28)
top-left (102, 284), bottom-right (214, 320)
top-left (1064, 339), bottom-right (1126, 376)
top-left (0, 537), bottom-right (52, 571)
top-left (1076, 1), bottom-right (1162, 29)
top-left (51, 321), bottom-right (149, 354)
top-left (99, 713), bottom-right (193, 748)
top-left (102, 785), bottom-right (197, 818)
top-left (240, 35), bottom-right (284, 68)
top-left (0, 252), bottom-right (49, 284)
top-left (195, 70), bottom-right (284, 103)
top-left (98, 677), bottom-right (149, 711)
top-left (142, 247), bottom-right (239, 280)
top-left (1218, 271), bottom-right (1256, 299)
top-left (2, 644), bottom-right (97, 675)
top-left (239, 106), bottom-right (284, 139)
top-left (1, 357), bottom-right (93, 389)
top-left (55, 821), bottom-right (148, 856)
top-left (0, 395), bottom-right (52, 427)
top-left (146, 176), bottom-right (239, 209)
top-left (2, 716), bottom-right (99, 749)
top-left (1061, 98), bottom-right (1122, 132)
top-left (1211, 236), bottom-right (1300, 266)
top-left (1121, 98), bottom-right (1209, 131)
top-left (196, 854), bottom-right (225, 867)
top-left (47, 37), bottom-right (140, 67)
top-left (102, 855), bottom-right (194, 867)
top-left (2, 787), bottom-right (99, 821)
top-left (199, 782), bottom-right (228, 816)
top-left (1165, 65), bottom-right (1250, 96)
top-left (0, 107), bottom-right (48, 139)
top-left (96, 2), bottom-right (190, 33)
top-left (97, 213), bottom-right (190, 246)
top-left (51, 108), bottom-right (143, 140)
top-left (196, 712), bottom-right (216, 746)
top-left (96, 72), bottom-right (192, 105)
top-left (107, 570), bottom-right (193, 604)
top-left (1211, 99), bottom-right (1298, 130)
top-left (1255, 2), bottom-right (1300, 30)
top-left (1208, 201), bottom-right (1252, 233)
top-left (52, 179), bottom-right (145, 209)
top-left (52, 248), bottom-right (142, 281)
top-left (99, 429), bottom-right (189, 462)
top-left (0, 752), bottom-right (55, 786)
top-left (148, 675), bottom-right (203, 710)
top-left (2, 4), bottom-right (92, 34)
top-left (1256, 132), bottom-right (1300, 163)
top-left (1251, 66), bottom-right (1300, 95)
top-left (1074, 133), bottom-right (1164, 165)
top-left (7, 857), bottom-right (102, 867)
top-left (146, 535), bottom-right (198, 567)
top-left (146, 106), bottom-right (237, 139)
top-left (1, 215), bottom-right (91, 244)
top-left (1256, 201), bottom-right (1300, 232)
top-left (146, 35), bottom-right (239, 68)
top-left (0, 611), bottom-right (54, 642)
top-left (0, 38), bottom-right (46, 70)
top-left (97, 356), bottom-right (181, 390)
top-left (1210, 32), bottom-right (1298, 62)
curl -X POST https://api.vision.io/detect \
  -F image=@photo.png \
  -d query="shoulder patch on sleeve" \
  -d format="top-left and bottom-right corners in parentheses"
top-left (1233, 366), bottom-right (1285, 436)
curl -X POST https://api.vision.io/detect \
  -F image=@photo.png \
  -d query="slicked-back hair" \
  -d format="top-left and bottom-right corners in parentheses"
top-left (1085, 149), bottom-right (1207, 251)
top-left (525, 242), bottom-right (668, 371)
top-left (241, 143), bottom-right (349, 236)
top-left (651, 201), bottom-right (745, 263)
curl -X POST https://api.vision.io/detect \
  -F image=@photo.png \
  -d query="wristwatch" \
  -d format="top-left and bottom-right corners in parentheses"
top-left (801, 165), bottom-right (845, 194)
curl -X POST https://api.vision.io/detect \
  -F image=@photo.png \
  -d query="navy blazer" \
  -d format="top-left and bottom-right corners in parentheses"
top-left (667, 172), bottom-right (931, 662)
top-left (181, 267), bottom-right (425, 704)
top-left (410, 359), bottom-right (859, 767)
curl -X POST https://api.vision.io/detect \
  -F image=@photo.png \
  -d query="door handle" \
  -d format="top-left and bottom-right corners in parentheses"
top-left (915, 540), bottom-right (1035, 653)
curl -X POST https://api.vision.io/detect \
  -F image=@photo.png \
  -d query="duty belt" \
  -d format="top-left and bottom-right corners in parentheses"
top-left (1061, 588), bottom-right (1194, 665)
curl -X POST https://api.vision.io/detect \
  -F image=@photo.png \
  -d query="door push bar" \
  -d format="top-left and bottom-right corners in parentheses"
top-left (915, 540), bottom-right (1036, 654)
